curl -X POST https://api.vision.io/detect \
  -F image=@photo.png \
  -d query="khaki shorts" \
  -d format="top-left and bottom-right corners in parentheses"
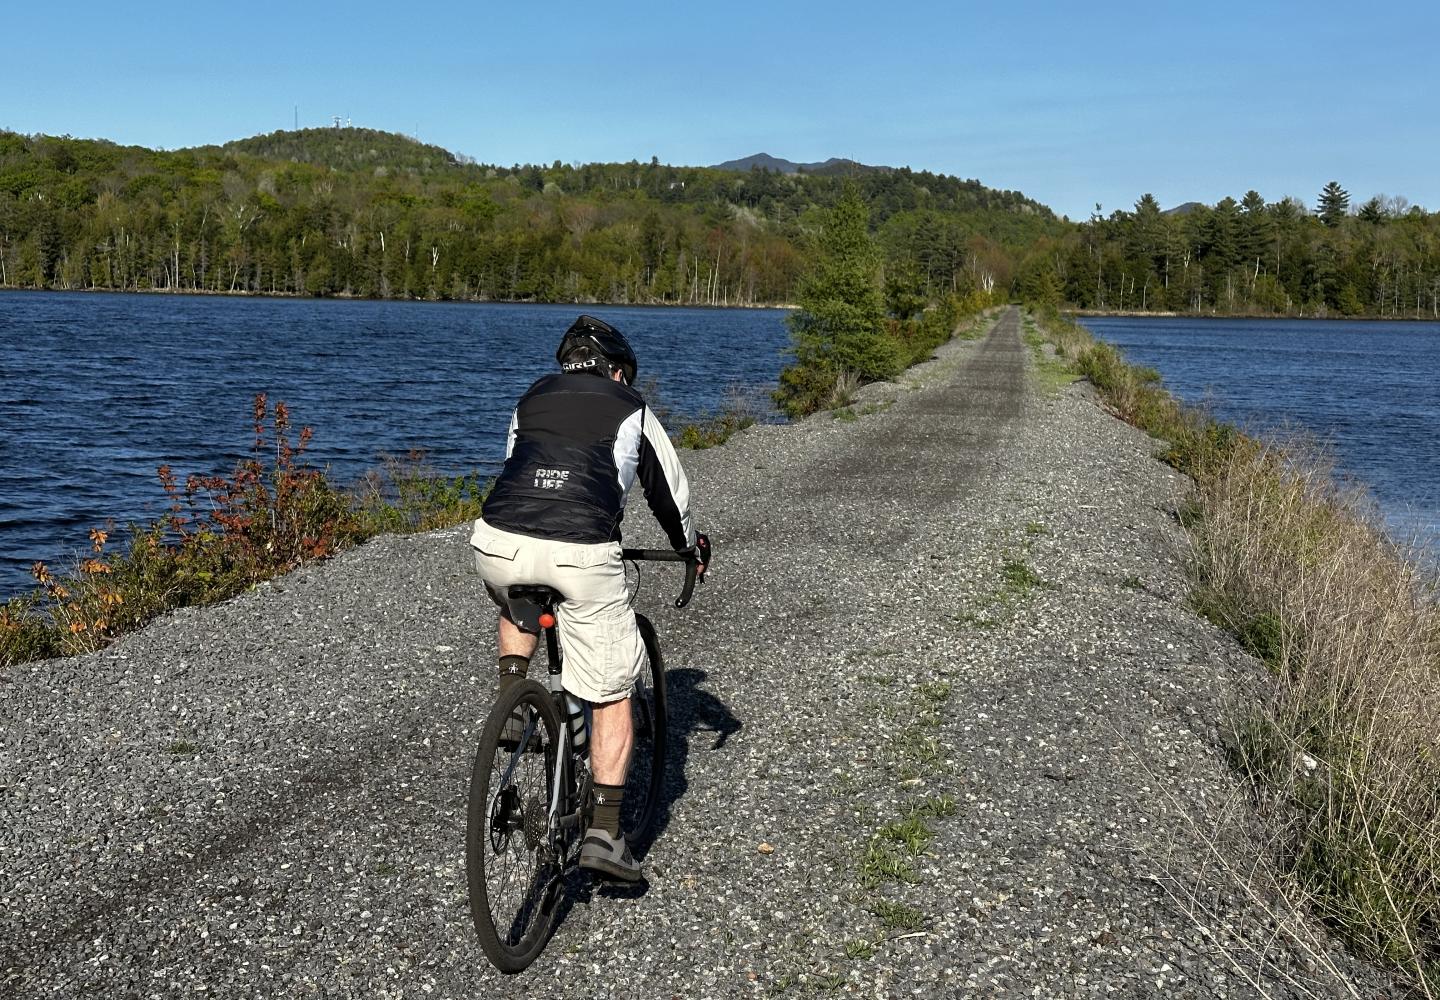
top-left (469, 518), bottom-right (644, 704)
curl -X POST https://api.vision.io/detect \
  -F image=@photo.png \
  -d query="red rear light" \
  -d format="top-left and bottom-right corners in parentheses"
top-left (538, 613), bottom-right (555, 629)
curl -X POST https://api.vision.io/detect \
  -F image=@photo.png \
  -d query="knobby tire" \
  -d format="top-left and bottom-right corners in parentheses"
top-left (466, 679), bottom-right (565, 973)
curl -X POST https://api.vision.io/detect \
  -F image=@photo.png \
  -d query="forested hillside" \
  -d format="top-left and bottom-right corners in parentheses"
top-left (1015, 185), bottom-right (1440, 318)
top-left (0, 127), bottom-right (1060, 305)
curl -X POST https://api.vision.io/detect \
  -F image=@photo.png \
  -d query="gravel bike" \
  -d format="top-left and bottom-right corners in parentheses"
top-left (466, 548), bottom-right (703, 973)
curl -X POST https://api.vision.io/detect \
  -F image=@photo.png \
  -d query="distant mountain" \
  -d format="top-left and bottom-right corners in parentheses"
top-left (712, 152), bottom-right (891, 176)
top-left (1164, 201), bottom-right (1206, 216)
top-left (199, 127), bottom-right (467, 175)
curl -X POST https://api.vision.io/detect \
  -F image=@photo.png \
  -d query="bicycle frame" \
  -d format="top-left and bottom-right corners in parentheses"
top-left (538, 615), bottom-right (590, 856)
top-left (469, 546), bottom-right (700, 971)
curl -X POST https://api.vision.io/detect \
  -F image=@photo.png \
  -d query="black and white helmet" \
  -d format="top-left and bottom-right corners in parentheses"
top-left (556, 314), bottom-right (638, 386)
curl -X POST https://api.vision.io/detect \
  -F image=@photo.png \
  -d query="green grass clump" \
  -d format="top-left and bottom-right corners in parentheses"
top-left (675, 413), bottom-right (756, 449)
top-left (352, 451), bottom-right (489, 534)
top-left (1001, 558), bottom-right (1051, 596)
top-left (911, 794), bottom-right (957, 818)
top-left (1024, 328), bottom-right (1082, 394)
top-left (870, 900), bottom-right (925, 931)
top-left (844, 939), bottom-right (874, 960)
top-left (858, 838), bottom-right (916, 886)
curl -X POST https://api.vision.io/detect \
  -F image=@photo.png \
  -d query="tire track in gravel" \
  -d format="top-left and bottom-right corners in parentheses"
top-left (764, 309), bottom-right (1026, 566)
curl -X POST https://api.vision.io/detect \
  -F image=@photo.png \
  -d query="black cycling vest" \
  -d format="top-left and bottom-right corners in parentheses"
top-left (480, 373), bottom-right (692, 549)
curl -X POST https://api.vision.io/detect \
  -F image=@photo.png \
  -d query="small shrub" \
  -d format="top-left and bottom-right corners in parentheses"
top-left (1, 395), bottom-right (486, 671)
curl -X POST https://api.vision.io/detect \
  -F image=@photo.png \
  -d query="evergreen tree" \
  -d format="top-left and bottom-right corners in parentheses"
top-left (1357, 196), bottom-right (1386, 225)
top-left (1238, 190), bottom-right (1272, 269)
top-left (1318, 181), bottom-right (1350, 228)
top-left (1128, 193), bottom-right (1165, 275)
top-left (775, 187), bottom-right (897, 416)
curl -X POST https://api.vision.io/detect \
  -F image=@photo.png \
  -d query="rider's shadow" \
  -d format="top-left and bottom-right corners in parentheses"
top-left (640, 666), bottom-right (740, 855)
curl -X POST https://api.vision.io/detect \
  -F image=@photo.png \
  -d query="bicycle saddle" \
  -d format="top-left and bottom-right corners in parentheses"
top-left (503, 585), bottom-right (566, 633)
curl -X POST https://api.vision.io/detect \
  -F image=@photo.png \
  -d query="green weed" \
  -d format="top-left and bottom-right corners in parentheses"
top-left (871, 900), bottom-right (925, 931)
top-left (954, 611), bottom-right (997, 629)
top-left (1001, 558), bottom-right (1051, 595)
top-left (858, 839), bottom-right (916, 886)
top-left (911, 794), bottom-right (957, 818)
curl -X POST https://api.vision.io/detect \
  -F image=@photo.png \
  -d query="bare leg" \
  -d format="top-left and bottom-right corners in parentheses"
top-left (497, 617), bottom-right (538, 661)
top-left (589, 697), bottom-right (633, 786)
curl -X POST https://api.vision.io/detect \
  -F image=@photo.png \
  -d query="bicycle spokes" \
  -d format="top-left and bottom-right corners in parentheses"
top-left (489, 785), bottom-right (522, 852)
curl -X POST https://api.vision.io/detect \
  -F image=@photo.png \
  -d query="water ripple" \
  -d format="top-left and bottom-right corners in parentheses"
top-left (0, 292), bottom-right (791, 597)
top-left (1080, 315), bottom-right (1440, 554)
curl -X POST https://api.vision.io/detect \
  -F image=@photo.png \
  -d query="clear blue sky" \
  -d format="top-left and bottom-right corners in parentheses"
top-left (4, 1), bottom-right (1436, 220)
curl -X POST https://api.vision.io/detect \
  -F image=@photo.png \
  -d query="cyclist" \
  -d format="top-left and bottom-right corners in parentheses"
top-left (470, 314), bottom-right (709, 882)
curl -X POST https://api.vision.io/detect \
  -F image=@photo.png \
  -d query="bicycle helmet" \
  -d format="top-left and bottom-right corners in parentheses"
top-left (556, 314), bottom-right (638, 386)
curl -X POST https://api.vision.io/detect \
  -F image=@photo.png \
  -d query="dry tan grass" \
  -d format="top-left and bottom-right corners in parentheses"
top-left (1190, 438), bottom-right (1440, 992)
top-left (1030, 307), bottom-right (1440, 993)
top-left (830, 369), bottom-right (863, 409)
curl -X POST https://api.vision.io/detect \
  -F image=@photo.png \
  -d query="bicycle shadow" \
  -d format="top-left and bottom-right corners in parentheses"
top-left (637, 666), bottom-right (741, 857)
top-left (550, 667), bottom-right (739, 916)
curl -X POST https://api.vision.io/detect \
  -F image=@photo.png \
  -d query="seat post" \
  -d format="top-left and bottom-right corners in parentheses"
top-left (545, 621), bottom-right (562, 676)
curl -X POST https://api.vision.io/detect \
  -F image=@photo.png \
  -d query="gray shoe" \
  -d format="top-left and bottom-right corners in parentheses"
top-left (579, 828), bottom-right (642, 882)
top-left (498, 706), bottom-right (541, 753)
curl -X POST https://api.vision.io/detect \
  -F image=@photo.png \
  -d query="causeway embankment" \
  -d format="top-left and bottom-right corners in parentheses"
top-left (0, 309), bottom-right (1396, 997)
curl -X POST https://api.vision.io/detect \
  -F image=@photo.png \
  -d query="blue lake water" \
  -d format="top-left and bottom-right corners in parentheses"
top-left (1079, 315), bottom-right (1440, 549)
top-left (0, 292), bottom-right (792, 599)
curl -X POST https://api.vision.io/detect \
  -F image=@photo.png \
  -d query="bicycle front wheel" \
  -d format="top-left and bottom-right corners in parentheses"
top-left (624, 614), bottom-right (668, 845)
top-left (467, 679), bottom-right (565, 973)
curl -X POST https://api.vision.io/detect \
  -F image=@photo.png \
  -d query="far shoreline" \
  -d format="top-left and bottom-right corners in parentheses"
top-left (1075, 307), bottom-right (1440, 324)
top-left (0, 284), bottom-right (797, 312)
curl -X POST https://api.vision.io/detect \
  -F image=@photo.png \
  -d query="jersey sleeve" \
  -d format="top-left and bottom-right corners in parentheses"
top-left (504, 408), bottom-right (518, 460)
top-left (636, 406), bottom-right (696, 551)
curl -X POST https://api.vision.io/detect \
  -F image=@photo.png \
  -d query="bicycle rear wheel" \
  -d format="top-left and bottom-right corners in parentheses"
top-left (624, 614), bottom-right (668, 844)
top-left (467, 679), bottom-right (566, 973)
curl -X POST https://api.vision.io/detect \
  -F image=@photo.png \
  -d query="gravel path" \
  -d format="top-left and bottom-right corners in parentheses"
top-left (1, 309), bottom-right (1400, 998)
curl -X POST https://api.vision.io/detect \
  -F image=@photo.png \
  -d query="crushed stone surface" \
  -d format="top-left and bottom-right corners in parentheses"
top-left (0, 309), bottom-right (1401, 997)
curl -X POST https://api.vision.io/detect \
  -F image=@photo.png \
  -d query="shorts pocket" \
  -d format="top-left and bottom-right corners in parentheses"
top-left (469, 522), bottom-right (519, 561)
top-left (551, 544), bottom-right (617, 570)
